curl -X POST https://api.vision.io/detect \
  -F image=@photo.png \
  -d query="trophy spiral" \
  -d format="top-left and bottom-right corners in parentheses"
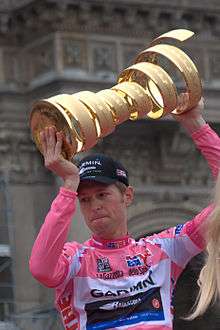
top-left (30, 29), bottom-right (202, 160)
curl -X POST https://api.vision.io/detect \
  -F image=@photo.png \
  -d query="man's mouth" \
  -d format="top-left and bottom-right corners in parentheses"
top-left (91, 215), bottom-right (108, 222)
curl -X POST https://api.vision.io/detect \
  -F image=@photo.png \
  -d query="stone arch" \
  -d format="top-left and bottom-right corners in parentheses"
top-left (128, 203), bottom-right (200, 238)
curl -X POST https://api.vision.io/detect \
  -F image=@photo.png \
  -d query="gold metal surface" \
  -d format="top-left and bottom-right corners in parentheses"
top-left (150, 29), bottom-right (194, 46)
top-left (30, 100), bottom-right (77, 160)
top-left (30, 28), bottom-right (202, 159)
top-left (118, 62), bottom-right (177, 118)
top-left (112, 82), bottom-right (153, 120)
top-left (49, 94), bottom-right (98, 152)
top-left (135, 44), bottom-right (202, 114)
top-left (74, 91), bottom-right (115, 138)
top-left (97, 89), bottom-right (130, 125)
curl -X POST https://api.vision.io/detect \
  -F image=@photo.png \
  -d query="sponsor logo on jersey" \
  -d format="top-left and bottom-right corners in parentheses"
top-left (175, 224), bottom-right (184, 235)
top-left (126, 250), bottom-right (152, 268)
top-left (96, 258), bottom-right (112, 272)
top-left (152, 298), bottom-right (161, 309)
top-left (57, 295), bottom-right (78, 330)
top-left (99, 297), bottom-right (142, 310)
top-left (106, 239), bottom-right (128, 248)
top-left (85, 287), bottom-right (164, 329)
top-left (129, 265), bottom-right (149, 276)
top-left (96, 270), bottom-right (123, 280)
top-left (126, 255), bottom-right (143, 267)
top-left (91, 270), bottom-right (155, 298)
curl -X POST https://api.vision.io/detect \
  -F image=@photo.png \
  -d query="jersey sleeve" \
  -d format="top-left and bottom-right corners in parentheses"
top-left (149, 204), bottom-right (214, 269)
top-left (192, 123), bottom-right (220, 179)
top-left (29, 187), bottom-right (79, 288)
top-left (148, 124), bottom-right (220, 268)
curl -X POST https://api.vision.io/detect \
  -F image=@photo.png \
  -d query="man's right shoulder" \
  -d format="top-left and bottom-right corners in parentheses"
top-left (62, 239), bottom-right (91, 257)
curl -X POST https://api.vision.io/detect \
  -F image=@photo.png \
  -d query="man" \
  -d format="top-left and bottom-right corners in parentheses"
top-left (29, 98), bottom-right (220, 330)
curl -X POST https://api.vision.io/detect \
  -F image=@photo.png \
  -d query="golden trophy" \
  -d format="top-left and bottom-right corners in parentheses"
top-left (30, 29), bottom-right (202, 160)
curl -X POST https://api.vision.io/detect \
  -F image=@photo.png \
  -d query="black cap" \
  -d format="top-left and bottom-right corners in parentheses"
top-left (78, 153), bottom-right (129, 187)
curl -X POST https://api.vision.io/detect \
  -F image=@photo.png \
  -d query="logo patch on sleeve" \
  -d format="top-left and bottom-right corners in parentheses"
top-left (175, 224), bottom-right (184, 236)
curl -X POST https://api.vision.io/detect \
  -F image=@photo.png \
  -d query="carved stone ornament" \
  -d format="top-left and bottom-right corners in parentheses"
top-left (0, 125), bottom-right (53, 184)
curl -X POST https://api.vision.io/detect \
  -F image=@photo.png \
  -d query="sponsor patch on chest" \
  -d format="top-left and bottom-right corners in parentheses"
top-left (96, 258), bottom-right (112, 272)
top-left (126, 251), bottom-right (152, 267)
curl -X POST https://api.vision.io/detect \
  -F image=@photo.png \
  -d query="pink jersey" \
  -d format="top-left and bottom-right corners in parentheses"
top-left (29, 124), bottom-right (220, 330)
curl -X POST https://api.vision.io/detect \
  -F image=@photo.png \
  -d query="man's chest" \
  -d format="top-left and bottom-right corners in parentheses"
top-left (73, 255), bottom-right (171, 330)
top-left (73, 244), bottom-right (171, 308)
top-left (58, 244), bottom-right (172, 330)
top-left (77, 243), bottom-right (167, 280)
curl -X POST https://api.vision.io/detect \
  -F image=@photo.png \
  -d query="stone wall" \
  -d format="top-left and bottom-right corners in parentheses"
top-left (0, 0), bottom-right (220, 329)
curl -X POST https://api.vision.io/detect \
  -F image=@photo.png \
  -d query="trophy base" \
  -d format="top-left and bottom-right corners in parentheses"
top-left (30, 101), bottom-right (77, 160)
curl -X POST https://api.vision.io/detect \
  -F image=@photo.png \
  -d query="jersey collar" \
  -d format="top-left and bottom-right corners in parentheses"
top-left (91, 235), bottom-right (130, 249)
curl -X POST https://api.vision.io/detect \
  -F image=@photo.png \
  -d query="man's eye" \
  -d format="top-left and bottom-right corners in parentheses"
top-left (79, 197), bottom-right (89, 203)
top-left (99, 192), bottom-right (108, 197)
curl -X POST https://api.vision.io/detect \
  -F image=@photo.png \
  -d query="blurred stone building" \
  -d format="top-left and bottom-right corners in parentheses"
top-left (0, 0), bottom-right (220, 329)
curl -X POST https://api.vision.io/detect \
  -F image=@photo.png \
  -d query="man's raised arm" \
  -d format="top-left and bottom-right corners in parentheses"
top-left (173, 95), bottom-right (220, 179)
top-left (29, 127), bottom-right (80, 287)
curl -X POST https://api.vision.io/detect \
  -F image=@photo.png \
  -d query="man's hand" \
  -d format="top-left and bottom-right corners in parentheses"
top-left (40, 126), bottom-right (80, 191)
top-left (172, 93), bottom-right (206, 134)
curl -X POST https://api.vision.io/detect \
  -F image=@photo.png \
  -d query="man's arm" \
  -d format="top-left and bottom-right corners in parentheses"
top-left (151, 96), bottom-right (220, 273)
top-left (29, 188), bottom-right (77, 287)
top-left (29, 127), bottom-right (80, 287)
top-left (173, 95), bottom-right (206, 134)
top-left (173, 96), bottom-right (220, 179)
top-left (148, 203), bottom-right (214, 275)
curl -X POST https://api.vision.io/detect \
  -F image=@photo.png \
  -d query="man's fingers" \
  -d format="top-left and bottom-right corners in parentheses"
top-left (54, 132), bottom-right (63, 158)
top-left (43, 126), bottom-right (56, 158)
top-left (177, 93), bottom-right (189, 112)
top-left (40, 130), bottom-right (47, 155)
top-left (48, 126), bottom-right (56, 149)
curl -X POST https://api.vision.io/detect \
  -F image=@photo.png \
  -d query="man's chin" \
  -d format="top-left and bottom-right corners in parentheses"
top-left (89, 217), bottom-right (110, 231)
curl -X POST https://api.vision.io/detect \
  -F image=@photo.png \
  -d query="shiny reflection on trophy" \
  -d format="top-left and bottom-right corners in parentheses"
top-left (30, 29), bottom-right (202, 160)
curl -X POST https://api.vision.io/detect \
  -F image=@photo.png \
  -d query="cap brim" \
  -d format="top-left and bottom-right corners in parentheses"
top-left (78, 176), bottom-right (117, 188)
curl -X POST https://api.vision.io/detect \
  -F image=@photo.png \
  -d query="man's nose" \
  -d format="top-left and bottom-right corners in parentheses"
top-left (90, 197), bottom-right (102, 211)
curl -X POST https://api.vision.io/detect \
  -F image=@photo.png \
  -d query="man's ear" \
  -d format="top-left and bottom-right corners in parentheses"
top-left (124, 186), bottom-right (134, 206)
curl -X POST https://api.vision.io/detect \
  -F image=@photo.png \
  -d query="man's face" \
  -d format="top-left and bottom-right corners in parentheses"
top-left (78, 181), bottom-right (133, 239)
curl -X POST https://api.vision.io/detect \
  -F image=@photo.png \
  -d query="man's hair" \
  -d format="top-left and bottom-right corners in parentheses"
top-left (114, 181), bottom-right (127, 194)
